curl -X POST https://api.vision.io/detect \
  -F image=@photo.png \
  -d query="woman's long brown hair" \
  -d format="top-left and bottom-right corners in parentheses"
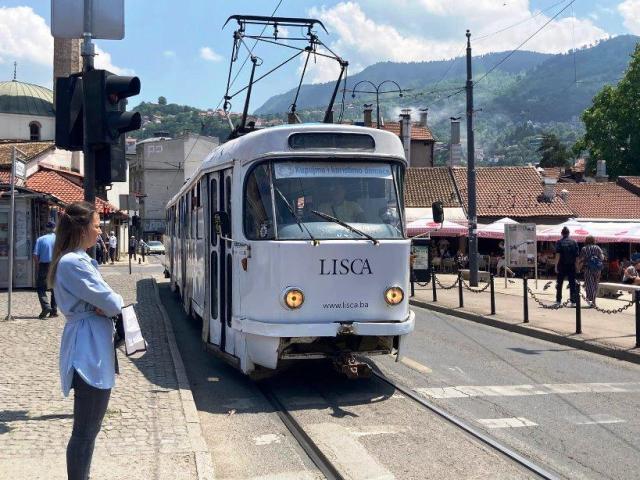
top-left (47, 201), bottom-right (96, 288)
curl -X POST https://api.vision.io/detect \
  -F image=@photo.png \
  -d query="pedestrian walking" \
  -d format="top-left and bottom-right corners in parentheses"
top-left (128, 235), bottom-right (138, 262)
top-left (47, 201), bottom-right (124, 480)
top-left (579, 235), bottom-right (604, 306)
top-left (95, 234), bottom-right (106, 265)
top-left (108, 231), bottom-right (117, 264)
top-left (33, 221), bottom-right (58, 318)
top-left (138, 238), bottom-right (147, 263)
top-left (554, 226), bottom-right (579, 307)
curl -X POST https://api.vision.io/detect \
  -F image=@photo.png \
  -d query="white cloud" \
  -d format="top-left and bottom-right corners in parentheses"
top-left (305, 1), bottom-right (609, 83)
top-left (619, 0), bottom-right (640, 34)
top-left (163, 50), bottom-right (176, 58)
top-left (0, 6), bottom-right (53, 66)
top-left (200, 46), bottom-right (223, 62)
top-left (94, 46), bottom-right (135, 75)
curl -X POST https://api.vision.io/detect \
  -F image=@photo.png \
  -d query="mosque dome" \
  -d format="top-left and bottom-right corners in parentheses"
top-left (0, 80), bottom-right (54, 117)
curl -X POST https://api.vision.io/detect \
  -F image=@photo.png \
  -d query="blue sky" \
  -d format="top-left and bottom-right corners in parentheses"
top-left (0, 1), bottom-right (637, 112)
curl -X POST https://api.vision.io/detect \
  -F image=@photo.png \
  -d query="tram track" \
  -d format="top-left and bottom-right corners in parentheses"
top-left (257, 382), bottom-right (346, 480)
top-left (258, 361), bottom-right (558, 480)
top-left (371, 369), bottom-right (559, 480)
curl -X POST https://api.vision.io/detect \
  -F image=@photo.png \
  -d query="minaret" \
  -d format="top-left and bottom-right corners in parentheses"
top-left (53, 38), bottom-right (83, 171)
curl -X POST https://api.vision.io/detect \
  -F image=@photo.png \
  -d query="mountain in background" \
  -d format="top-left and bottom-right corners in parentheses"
top-left (255, 35), bottom-right (638, 126)
top-left (255, 50), bottom-right (553, 115)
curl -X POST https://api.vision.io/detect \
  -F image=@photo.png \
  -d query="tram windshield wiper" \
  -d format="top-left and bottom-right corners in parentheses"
top-left (274, 187), bottom-right (318, 244)
top-left (310, 210), bottom-right (379, 245)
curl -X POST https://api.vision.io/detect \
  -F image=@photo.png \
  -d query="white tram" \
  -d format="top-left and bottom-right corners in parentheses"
top-left (164, 123), bottom-right (415, 376)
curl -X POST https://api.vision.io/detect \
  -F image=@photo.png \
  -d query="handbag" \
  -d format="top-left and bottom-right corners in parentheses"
top-left (113, 305), bottom-right (148, 356)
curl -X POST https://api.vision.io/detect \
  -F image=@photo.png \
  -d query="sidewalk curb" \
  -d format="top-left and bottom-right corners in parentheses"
top-left (410, 299), bottom-right (640, 366)
top-left (152, 278), bottom-right (215, 480)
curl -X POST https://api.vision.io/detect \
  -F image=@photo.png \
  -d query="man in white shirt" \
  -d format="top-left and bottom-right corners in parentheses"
top-left (108, 232), bottom-right (117, 264)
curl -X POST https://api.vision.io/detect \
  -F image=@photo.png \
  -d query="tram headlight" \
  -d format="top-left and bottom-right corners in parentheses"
top-left (384, 286), bottom-right (404, 305)
top-left (284, 288), bottom-right (305, 309)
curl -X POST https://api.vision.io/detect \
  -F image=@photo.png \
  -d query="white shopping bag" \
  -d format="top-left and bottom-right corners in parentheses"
top-left (121, 304), bottom-right (148, 356)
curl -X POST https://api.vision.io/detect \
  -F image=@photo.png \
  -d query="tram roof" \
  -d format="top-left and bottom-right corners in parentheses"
top-left (168, 123), bottom-right (406, 207)
top-left (202, 123), bottom-right (406, 169)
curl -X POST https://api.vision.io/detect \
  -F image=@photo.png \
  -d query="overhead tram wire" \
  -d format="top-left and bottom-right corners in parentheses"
top-left (474, 0), bottom-right (571, 43)
top-left (474, 0), bottom-right (577, 86)
top-left (214, 0), bottom-right (285, 110)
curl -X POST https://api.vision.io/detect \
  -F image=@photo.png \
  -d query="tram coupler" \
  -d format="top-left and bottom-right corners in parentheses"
top-left (333, 352), bottom-right (372, 379)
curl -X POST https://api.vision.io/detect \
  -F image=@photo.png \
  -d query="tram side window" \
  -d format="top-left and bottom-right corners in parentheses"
top-left (210, 179), bottom-right (217, 246)
top-left (186, 191), bottom-right (192, 239)
top-left (191, 187), bottom-right (198, 239)
top-left (244, 164), bottom-right (275, 240)
top-left (197, 180), bottom-right (204, 239)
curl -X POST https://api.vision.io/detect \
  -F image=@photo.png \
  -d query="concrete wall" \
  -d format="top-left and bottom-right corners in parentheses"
top-left (0, 113), bottom-right (54, 141)
top-left (183, 135), bottom-right (219, 181)
top-left (410, 141), bottom-right (434, 168)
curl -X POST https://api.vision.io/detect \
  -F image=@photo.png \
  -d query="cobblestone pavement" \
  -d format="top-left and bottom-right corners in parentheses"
top-left (0, 269), bottom-right (204, 479)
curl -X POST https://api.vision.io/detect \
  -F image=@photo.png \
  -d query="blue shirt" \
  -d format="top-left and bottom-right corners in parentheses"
top-left (55, 250), bottom-right (123, 396)
top-left (33, 232), bottom-right (56, 263)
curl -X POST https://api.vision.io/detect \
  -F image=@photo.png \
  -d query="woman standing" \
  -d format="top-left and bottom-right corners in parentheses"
top-left (47, 201), bottom-right (123, 480)
top-left (579, 235), bottom-right (605, 306)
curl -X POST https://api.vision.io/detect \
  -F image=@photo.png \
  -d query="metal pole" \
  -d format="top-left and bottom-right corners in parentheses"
top-left (575, 281), bottom-right (582, 334)
top-left (410, 266), bottom-right (415, 298)
top-left (490, 274), bottom-right (496, 315)
top-left (466, 30), bottom-right (478, 287)
top-left (375, 89), bottom-right (380, 129)
top-left (523, 276), bottom-right (529, 323)
top-left (635, 291), bottom-right (640, 349)
top-left (432, 269), bottom-right (437, 302)
top-left (82, 0), bottom-right (97, 258)
top-left (458, 270), bottom-right (464, 308)
top-left (5, 147), bottom-right (17, 320)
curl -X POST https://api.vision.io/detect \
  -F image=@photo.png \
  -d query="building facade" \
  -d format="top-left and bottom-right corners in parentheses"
top-left (129, 133), bottom-right (219, 239)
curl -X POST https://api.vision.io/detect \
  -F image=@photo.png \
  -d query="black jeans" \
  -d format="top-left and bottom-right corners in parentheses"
top-left (36, 263), bottom-right (56, 312)
top-left (556, 265), bottom-right (578, 303)
top-left (67, 371), bottom-right (111, 480)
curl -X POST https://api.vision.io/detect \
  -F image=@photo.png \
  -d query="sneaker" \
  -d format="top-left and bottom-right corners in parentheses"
top-left (49, 310), bottom-right (59, 318)
top-left (552, 301), bottom-right (561, 307)
top-left (568, 302), bottom-right (576, 308)
top-left (38, 308), bottom-right (52, 319)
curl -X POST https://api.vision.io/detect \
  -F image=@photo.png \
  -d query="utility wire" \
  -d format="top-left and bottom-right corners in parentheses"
top-left (475, 0), bottom-right (571, 42)
top-left (475, 0), bottom-right (576, 85)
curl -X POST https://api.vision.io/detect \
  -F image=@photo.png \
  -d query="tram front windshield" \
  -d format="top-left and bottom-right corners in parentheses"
top-left (244, 160), bottom-right (404, 241)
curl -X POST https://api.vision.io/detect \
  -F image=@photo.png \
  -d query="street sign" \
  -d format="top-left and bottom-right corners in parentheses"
top-left (51, 0), bottom-right (125, 40)
top-left (14, 160), bottom-right (26, 180)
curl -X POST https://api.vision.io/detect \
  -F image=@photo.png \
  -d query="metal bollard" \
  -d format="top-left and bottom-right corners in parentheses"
top-left (575, 281), bottom-right (582, 334)
top-left (432, 269), bottom-right (437, 302)
top-left (635, 291), bottom-right (640, 348)
top-left (490, 274), bottom-right (496, 315)
top-left (523, 276), bottom-right (529, 323)
top-left (410, 268), bottom-right (415, 298)
top-left (458, 270), bottom-right (464, 308)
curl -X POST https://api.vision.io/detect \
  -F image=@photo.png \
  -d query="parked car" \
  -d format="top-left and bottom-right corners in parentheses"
top-left (144, 240), bottom-right (165, 255)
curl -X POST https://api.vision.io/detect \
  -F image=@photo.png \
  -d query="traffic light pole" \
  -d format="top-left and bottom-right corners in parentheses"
top-left (466, 30), bottom-right (479, 287)
top-left (82, 0), bottom-right (97, 257)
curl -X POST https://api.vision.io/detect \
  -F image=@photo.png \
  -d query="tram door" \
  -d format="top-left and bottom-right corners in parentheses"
top-left (206, 168), bottom-right (233, 351)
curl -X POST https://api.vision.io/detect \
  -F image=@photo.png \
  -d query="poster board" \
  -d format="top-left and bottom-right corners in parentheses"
top-left (504, 223), bottom-right (537, 269)
top-left (411, 238), bottom-right (430, 282)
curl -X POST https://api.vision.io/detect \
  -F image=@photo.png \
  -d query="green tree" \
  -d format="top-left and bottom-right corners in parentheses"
top-left (158, 96), bottom-right (167, 105)
top-left (578, 43), bottom-right (640, 177)
top-left (537, 133), bottom-right (570, 167)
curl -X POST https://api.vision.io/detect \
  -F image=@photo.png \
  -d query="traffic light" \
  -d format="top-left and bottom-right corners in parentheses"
top-left (84, 69), bottom-right (141, 145)
top-left (84, 69), bottom-right (141, 186)
top-left (55, 74), bottom-right (84, 151)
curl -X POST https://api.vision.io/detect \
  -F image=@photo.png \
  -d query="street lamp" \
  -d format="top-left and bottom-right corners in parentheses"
top-left (350, 80), bottom-right (404, 129)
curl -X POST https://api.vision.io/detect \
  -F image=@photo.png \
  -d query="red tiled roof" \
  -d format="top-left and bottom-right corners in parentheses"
top-left (617, 176), bottom-right (640, 196)
top-left (451, 166), bottom-right (574, 218)
top-left (0, 141), bottom-right (55, 166)
top-left (555, 182), bottom-right (640, 219)
top-left (26, 170), bottom-right (117, 213)
top-left (405, 167), bottom-right (461, 207)
top-left (373, 122), bottom-right (435, 141)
